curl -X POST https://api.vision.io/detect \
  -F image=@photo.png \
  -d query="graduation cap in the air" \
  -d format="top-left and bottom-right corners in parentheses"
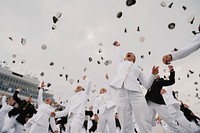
top-left (9, 37), bottom-right (13, 41)
top-left (12, 60), bottom-right (15, 64)
top-left (168, 2), bottom-right (173, 8)
top-left (47, 83), bottom-right (51, 87)
top-left (104, 60), bottom-right (109, 66)
top-left (116, 11), bottom-right (123, 18)
top-left (173, 48), bottom-right (178, 52)
top-left (139, 36), bottom-right (145, 42)
top-left (194, 82), bottom-right (198, 85)
top-left (50, 62), bottom-right (54, 66)
top-left (53, 16), bottom-right (58, 24)
top-left (141, 55), bottom-right (144, 59)
top-left (101, 57), bottom-right (104, 60)
top-left (99, 42), bottom-right (103, 46)
top-left (21, 60), bottom-right (25, 64)
top-left (182, 6), bottom-right (187, 11)
top-left (189, 70), bottom-right (194, 74)
top-left (89, 57), bottom-right (92, 62)
top-left (21, 38), bottom-right (26, 45)
top-left (52, 25), bottom-right (57, 30)
top-left (190, 17), bottom-right (195, 24)
top-left (137, 26), bottom-right (140, 32)
top-left (160, 1), bottom-right (166, 7)
top-left (65, 74), bottom-right (68, 81)
top-left (97, 61), bottom-right (101, 64)
top-left (41, 44), bottom-right (47, 50)
top-left (126, 0), bottom-right (136, 7)
top-left (192, 31), bottom-right (198, 35)
top-left (124, 28), bottom-right (127, 33)
top-left (168, 23), bottom-right (175, 29)
top-left (148, 51), bottom-right (151, 55)
top-left (69, 79), bottom-right (74, 84)
top-left (40, 72), bottom-right (44, 76)
top-left (59, 74), bottom-right (63, 77)
top-left (99, 48), bottom-right (102, 53)
top-left (12, 54), bottom-right (16, 58)
top-left (108, 60), bottom-right (112, 64)
top-left (187, 74), bottom-right (189, 78)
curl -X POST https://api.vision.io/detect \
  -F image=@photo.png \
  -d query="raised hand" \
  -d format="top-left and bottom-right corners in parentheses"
top-left (152, 66), bottom-right (159, 75)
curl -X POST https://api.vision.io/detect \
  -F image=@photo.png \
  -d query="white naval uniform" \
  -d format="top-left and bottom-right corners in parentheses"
top-left (0, 96), bottom-right (13, 131)
top-left (109, 46), bottom-right (155, 133)
top-left (55, 78), bottom-right (91, 133)
top-left (171, 33), bottom-right (200, 61)
top-left (162, 88), bottom-right (200, 133)
top-left (25, 89), bottom-right (56, 133)
top-left (94, 85), bottom-right (116, 133)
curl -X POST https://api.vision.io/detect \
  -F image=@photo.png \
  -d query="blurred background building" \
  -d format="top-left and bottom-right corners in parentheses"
top-left (0, 65), bottom-right (54, 103)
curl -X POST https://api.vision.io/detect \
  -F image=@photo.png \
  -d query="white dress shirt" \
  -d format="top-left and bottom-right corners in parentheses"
top-left (55, 78), bottom-right (91, 118)
top-left (93, 85), bottom-right (116, 116)
top-left (110, 46), bottom-right (156, 92)
top-left (27, 89), bottom-right (56, 130)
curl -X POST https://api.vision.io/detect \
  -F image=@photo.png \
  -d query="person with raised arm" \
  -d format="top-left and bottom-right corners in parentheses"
top-left (162, 27), bottom-right (200, 65)
top-left (93, 74), bottom-right (116, 133)
top-left (110, 41), bottom-right (159, 133)
top-left (51, 75), bottom-right (91, 133)
top-left (25, 81), bottom-right (58, 133)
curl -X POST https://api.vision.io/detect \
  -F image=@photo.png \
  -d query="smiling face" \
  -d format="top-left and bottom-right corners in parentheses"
top-left (125, 52), bottom-right (136, 63)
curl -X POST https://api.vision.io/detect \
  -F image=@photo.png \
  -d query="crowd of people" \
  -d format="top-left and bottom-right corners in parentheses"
top-left (0, 33), bottom-right (200, 133)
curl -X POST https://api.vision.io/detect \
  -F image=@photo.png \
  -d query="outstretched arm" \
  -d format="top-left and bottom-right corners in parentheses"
top-left (138, 66), bottom-right (159, 89)
top-left (38, 81), bottom-right (45, 106)
top-left (52, 104), bottom-right (69, 118)
top-left (1, 95), bottom-right (7, 106)
top-left (163, 34), bottom-right (200, 64)
top-left (113, 41), bottom-right (124, 64)
top-left (13, 88), bottom-right (22, 104)
top-left (83, 76), bottom-right (92, 96)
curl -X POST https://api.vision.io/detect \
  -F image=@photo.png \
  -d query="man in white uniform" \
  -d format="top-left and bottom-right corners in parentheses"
top-left (0, 94), bottom-right (16, 131)
top-left (51, 76), bottom-right (91, 133)
top-left (25, 81), bottom-right (58, 133)
top-left (162, 33), bottom-right (200, 64)
top-left (161, 88), bottom-right (200, 133)
top-left (93, 74), bottom-right (116, 133)
top-left (109, 41), bottom-right (159, 133)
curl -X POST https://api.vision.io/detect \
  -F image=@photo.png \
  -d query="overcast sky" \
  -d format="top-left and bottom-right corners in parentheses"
top-left (0, 0), bottom-right (200, 114)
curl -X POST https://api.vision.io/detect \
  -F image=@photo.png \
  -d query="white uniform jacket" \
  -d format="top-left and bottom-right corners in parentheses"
top-left (110, 46), bottom-right (156, 92)
top-left (27, 89), bottom-right (56, 130)
top-left (0, 96), bottom-right (13, 120)
top-left (55, 78), bottom-right (92, 118)
top-left (93, 86), bottom-right (116, 116)
top-left (171, 33), bottom-right (200, 61)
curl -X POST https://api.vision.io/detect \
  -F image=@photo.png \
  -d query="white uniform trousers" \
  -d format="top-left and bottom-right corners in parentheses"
top-left (65, 113), bottom-right (84, 133)
top-left (27, 122), bottom-right (49, 133)
top-left (148, 101), bottom-right (184, 133)
top-left (96, 108), bottom-right (116, 133)
top-left (116, 87), bottom-right (152, 133)
top-left (1, 115), bottom-right (24, 133)
top-left (169, 104), bottom-right (197, 133)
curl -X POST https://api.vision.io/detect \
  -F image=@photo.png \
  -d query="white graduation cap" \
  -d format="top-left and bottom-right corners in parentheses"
top-left (41, 44), bottom-right (47, 50)
top-left (21, 38), bottom-right (26, 45)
